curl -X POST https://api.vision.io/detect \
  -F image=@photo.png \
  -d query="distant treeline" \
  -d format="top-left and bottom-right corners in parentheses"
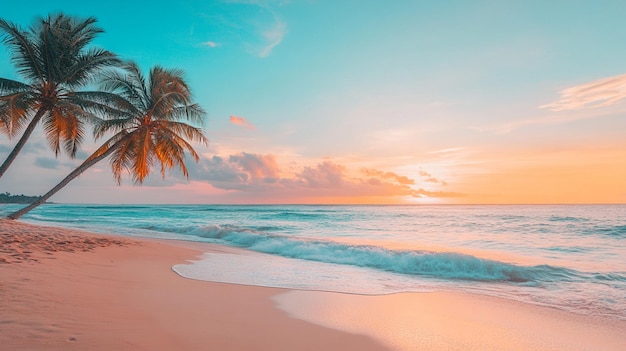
top-left (0, 192), bottom-right (43, 204)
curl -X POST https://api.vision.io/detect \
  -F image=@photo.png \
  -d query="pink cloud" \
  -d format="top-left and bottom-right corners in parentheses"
top-left (189, 154), bottom-right (462, 201)
top-left (361, 168), bottom-right (415, 185)
top-left (298, 162), bottom-right (346, 188)
top-left (188, 153), bottom-right (279, 191)
top-left (229, 116), bottom-right (256, 130)
top-left (229, 153), bottom-right (279, 179)
top-left (418, 170), bottom-right (446, 185)
top-left (541, 73), bottom-right (626, 111)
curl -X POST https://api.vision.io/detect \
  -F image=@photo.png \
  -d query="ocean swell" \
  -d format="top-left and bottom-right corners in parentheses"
top-left (181, 224), bottom-right (578, 284)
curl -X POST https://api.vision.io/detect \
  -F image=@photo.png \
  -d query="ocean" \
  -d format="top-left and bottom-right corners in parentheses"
top-left (2, 203), bottom-right (624, 321)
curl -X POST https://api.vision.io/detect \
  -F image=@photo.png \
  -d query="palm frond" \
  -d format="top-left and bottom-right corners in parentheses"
top-left (99, 67), bottom-right (146, 111)
top-left (43, 102), bottom-right (90, 158)
top-left (42, 107), bottom-right (65, 156)
top-left (159, 129), bottom-right (201, 175)
top-left (0, 78), bottom-right (32, 95)
top-left (0, 92), bottom-right (37, 136)
top-left (43, 14), bottom-right (104, 79)
top-left (83, 63), bottom-right (208, 184)
top-left (63, 48), bottom-right (120, 88)
top-left (109, 133), bottom-right (136, 184)
top-left (60, 107), bottom-right (85, 157)
top-left (37, 17), bottom-right (62, 83)
top-left (167, 104), bottom-right (207, 125)
top-left (0, 18), bottom-right (43, 82)
top-left (153, 132), bottom-right (188, 177)
top-left (161, 120), bottom-right (208, 145)
top-left (123, 61), bottom-right (150, 111)
top-left (150, 92), bottom-right (186, 120)
top-left (66, 16), bottom-right (102, 50)
top-left (92, 116), bottom-right (135, 140)
top-left (132, 127), bottom-right (155, 184)
top-left (69, 91), bottom-right (137, 120)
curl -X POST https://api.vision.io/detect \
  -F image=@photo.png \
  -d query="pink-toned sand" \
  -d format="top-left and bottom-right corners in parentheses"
top-left (2, 219), bottom-right (625, 351)
top-left (275, 290), bottom-right (626, 351)
top-left (0, 220), bottom-right (387, 350)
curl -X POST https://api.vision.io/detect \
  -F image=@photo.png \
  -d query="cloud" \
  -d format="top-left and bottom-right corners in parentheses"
top-left (291, 162), bottom-right (459, 198)
top-left (229, 115), bottom-right (256, 130)
top-left (473, 73), bottom-right (626, 134)
top-left (0, 141), bottom-right (50, 156)
top-left (297, 162), bottom-right (346, 188)
top-left (192, 156), bottom-right (247, 187)
top-left (197, 1), bottom-right (288, 58)
top-left (418, 170), bottom-right (447, 185)
top-left (258, 19), bottom-right (286, 58)
top-left (419, 171), bottom-right (448, 185)
top-left (189, 152), bottom-right (279, 190)
top-left (34, 157), bottom-right (59, 170)
top-left (20, 142), bottom-right (47, 154)
top-left (541, 73), bottom-right (626, 111)
top-left (229, 153), bottom-right (279, 179)
top-left (291, 161), bottom-right (416, 197)
top-left (472, 105), bottom-right (624, 134)
top-left (199, 41), bottom-right (220, 48)
top-left (361, 168), bottom-right (415, 185)
top-left (427, 147), bottom-right (469, 156)
top-left (189, 153), bottom-right (462, 200)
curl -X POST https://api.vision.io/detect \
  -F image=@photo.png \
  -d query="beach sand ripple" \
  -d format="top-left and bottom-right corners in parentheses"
top-left (0, 219), bottom-right (129, 264)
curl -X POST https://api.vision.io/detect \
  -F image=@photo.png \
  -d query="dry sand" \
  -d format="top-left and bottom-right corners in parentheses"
top-left (1, 219), bottom-right (625, 351)
top-left (0, 219), bottom-right (387, 350)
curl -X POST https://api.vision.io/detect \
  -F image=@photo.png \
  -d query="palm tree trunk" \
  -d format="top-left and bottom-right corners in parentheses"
top-left (0, 108), bottom-right (46, 179)
top-left (7, 138), bottom-right (126, 220)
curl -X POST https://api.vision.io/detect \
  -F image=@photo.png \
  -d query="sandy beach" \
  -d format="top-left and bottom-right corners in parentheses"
top-left (0, 220), bottom-right (387, 350)
top-left (1, 219), bottom-right (625, 350)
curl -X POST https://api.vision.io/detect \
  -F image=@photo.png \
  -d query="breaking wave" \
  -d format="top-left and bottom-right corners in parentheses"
top-left (172, 224), bottom-right (590, 284)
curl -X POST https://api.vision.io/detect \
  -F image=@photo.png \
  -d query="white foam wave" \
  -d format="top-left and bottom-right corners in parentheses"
top-left (178, 224), bottom-right (577, 284)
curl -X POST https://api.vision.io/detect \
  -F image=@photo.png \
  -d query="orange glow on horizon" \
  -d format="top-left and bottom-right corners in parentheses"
top-left (451, 143), bottom-right (626, 204)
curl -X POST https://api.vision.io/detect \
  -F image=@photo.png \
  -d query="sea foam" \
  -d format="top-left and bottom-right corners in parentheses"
top-left (177, 224), bottom-right (579, 284)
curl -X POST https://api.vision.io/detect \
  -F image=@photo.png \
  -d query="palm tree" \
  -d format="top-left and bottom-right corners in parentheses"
top-left (0, 14), bottom-right (120, 179)
top-left (7, 62), bottom-right (207, 220)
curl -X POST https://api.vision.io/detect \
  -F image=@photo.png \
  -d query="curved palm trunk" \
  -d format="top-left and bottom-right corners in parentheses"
top-left (0, 108), bottom-right (47, 179)
top-left (7, 139), bottom-right (125, 220)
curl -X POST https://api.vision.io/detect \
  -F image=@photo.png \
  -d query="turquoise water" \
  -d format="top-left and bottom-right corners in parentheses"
top-left (2, 203), bottom-right (625, 320)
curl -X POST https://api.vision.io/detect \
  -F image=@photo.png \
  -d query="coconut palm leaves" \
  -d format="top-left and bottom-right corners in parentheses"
top-left (7, 63), bottom-right (207, 220)
top-left (0, 14), bottom-right (120, 178)
top-left (92, 62), bottom-right (207, 184)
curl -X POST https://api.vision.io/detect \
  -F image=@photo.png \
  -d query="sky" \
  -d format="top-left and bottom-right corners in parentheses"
top-left (0, 0), bottom-right (625, 204)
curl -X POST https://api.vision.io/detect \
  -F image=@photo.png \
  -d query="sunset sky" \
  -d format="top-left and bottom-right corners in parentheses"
top-left (1, 0), bottom-right (625, 204)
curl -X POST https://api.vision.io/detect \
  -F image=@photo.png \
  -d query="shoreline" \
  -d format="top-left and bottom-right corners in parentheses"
top-left (1, 219), bottom-right (388, 350)
top-left (2, 219), bottom-right (625, 350)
